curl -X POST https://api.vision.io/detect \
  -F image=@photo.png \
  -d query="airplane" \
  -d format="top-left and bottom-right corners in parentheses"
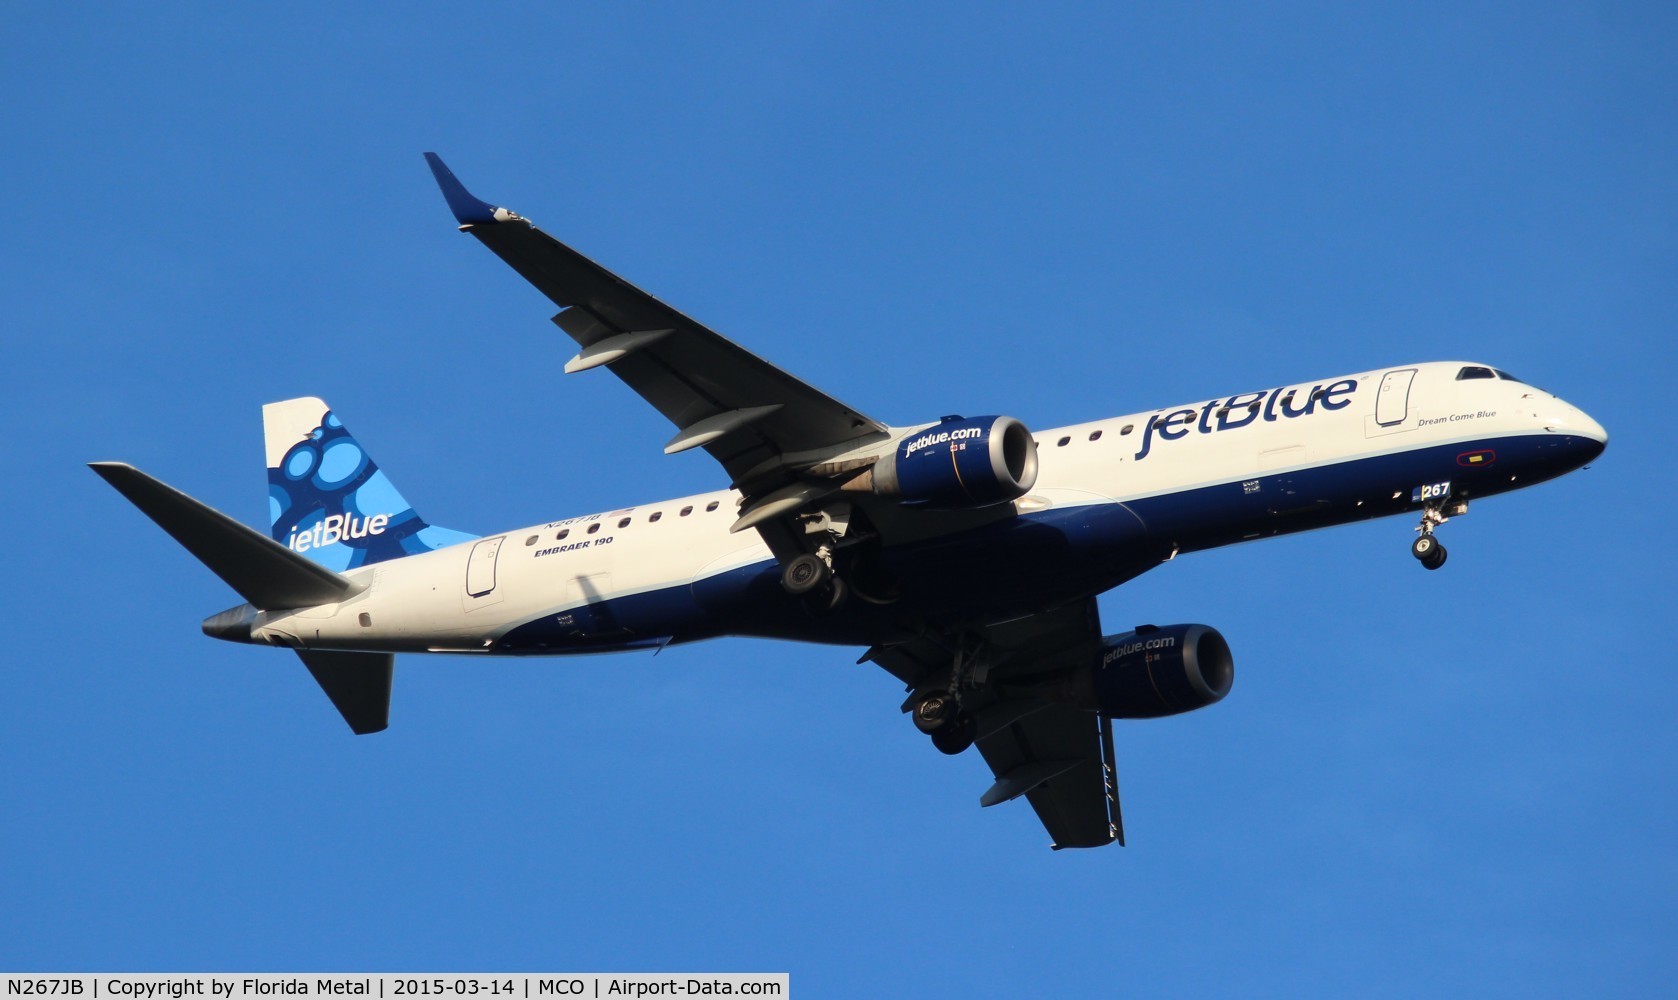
top-left (91, 153), bottom-right (1609, 850)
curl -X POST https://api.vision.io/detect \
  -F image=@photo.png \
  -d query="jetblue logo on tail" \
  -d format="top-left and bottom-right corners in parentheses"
top-left (263, 395), bottom-right (479, 571)
top-left (287, 512), bottom-right (392, 553)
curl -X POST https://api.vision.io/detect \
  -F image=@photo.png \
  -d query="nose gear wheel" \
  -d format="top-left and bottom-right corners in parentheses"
top-left (1411, 533), bottom-right (1448, 570)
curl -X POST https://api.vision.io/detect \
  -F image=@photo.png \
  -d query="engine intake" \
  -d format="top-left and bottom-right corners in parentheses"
top-left (1092, 623), bottom-right (1233, 719)
top-left (866, 415), bottom-right (1039, 509)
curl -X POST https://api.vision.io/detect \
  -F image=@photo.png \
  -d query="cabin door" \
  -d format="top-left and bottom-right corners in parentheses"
top-left (1374, 368), bottom-right (1417, 427)
top-left (463, 535), bottom-right (505, 607)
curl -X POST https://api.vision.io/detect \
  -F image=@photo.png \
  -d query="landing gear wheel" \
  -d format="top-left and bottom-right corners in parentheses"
top-left (781, 554), bottom-right (830, 596)
top-left (912, 693), bottom-right (956, 734)
top-left (1412, 534), bottom-right (1448, 570)
top-left (930, 714), bottom-right (976, 755)
top-left (820, 575), bottom-right (849, 612)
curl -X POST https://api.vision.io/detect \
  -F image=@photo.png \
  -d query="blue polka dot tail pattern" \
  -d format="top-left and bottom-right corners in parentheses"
top-left (262, 397), bottom-right (477, 569)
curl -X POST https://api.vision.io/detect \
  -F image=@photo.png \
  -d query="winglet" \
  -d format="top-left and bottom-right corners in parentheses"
top-left (423, 152), bottom-right (511, 226)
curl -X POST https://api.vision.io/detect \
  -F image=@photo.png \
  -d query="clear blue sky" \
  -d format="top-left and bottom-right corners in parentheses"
top-left (4, 3), bottom-right (1674, 995)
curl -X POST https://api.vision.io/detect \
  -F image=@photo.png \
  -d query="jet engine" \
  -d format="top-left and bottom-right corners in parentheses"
top-left (1089, 624), bottom-right (1233, 719)
top-left (862, 415), bottom-right (1039, 509)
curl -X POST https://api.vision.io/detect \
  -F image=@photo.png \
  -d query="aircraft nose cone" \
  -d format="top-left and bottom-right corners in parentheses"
top-left (1553, 404), bottom-right (1607, 467)
top-left (1578, 411), bottom-right (1608, 451)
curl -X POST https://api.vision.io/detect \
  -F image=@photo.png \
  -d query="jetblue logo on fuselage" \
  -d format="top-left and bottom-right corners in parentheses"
top-left (288, 513), bottom-right (390, 553)
top-left (903, 425), bottom-right (983, 456)
top-left (1132, 379), bottom-right (1359, 461)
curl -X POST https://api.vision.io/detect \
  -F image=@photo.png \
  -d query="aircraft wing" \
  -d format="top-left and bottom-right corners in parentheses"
top-left (870, 600), bottom-right (1124, 850)
top-left (424, 154), bottom-right (890, 500)
top-left (974, 701), bottom-right (1122, 850)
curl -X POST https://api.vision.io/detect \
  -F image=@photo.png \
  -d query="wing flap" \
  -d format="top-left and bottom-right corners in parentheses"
top-left (979, 757), bottom-right (1085, 807)
top-left (977, 702), bottom-right (1119, 849)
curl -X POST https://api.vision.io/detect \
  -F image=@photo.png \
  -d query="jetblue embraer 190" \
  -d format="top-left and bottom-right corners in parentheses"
top-left (92, 154), bottom-right (1608, 849)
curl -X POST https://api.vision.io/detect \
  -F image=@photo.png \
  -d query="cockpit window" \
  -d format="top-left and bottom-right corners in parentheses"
top-left (1456, 366), bottom-right (1496, 380)
top-left (1493, 369), bottom-right (1522, 383)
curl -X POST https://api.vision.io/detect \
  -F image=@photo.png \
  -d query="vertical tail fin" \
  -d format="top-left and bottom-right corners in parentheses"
top-left (265, 397), bottom-right (476, 571)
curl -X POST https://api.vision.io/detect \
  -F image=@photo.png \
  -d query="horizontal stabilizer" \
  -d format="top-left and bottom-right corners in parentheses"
top-left (90, 462), bottom-right (357, 611)
top-left (297, 649), bottom-right (393, 735)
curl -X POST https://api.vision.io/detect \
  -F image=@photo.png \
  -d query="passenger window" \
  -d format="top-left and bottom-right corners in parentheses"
top-left (618, 517), bottom-right (631, 528)
top-left (525, 535), bottom-right (538, 546)
top-left (556, 528), bottom-right (568, 540)
top-left (706, 500), bottom-right (720, 512)
top-left (1120, 424), bottom-right (1134, 435)
top-left (680, 506), bottom-right (693, 517)
top-left (1088, 430), bottom-right (1102, 441)
top-left (1456, 366), bottom-right (1496, 380)
top-left (1057, 436), bottom-right (1070, 447)
top-left (649, 511), bottom-right (662, 523)
top-left (587, 523), bottom-right (600, 535)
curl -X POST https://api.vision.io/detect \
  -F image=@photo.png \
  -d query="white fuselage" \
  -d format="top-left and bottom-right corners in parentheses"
top-left (245, 362), bottom-right (1605, 655)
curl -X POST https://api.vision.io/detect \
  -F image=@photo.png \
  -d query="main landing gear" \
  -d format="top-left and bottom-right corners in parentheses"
top-left (912, 691), bottom-right (977, 756)
top-left (904, 637), bottom-right (985, 756)
top-left (778, 543), bottom-right (898, 613)
top-left (781, 552), bottom-right (848, 610)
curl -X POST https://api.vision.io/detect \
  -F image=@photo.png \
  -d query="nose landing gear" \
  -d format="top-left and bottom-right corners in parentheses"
top-left (1411, 499), bottom-right (1466, 571)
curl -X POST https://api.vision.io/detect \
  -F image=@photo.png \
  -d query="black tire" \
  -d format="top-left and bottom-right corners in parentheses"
top-left (931, 714), bottom-right (976, 755)
top-left (1423, 543), bottom-right (1448, 571)
top-left (781, 554), bottom-right (830, 595)
top-left (1411, 535), bottom-right (1437, 561)
top-left (912, 693), bottom-right (954, 734)
top-left (820, 575), bottom-right (849, 612)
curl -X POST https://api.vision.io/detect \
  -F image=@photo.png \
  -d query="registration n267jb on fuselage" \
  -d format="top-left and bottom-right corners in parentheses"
top-left (93, 154), bottom-right (1607, 850)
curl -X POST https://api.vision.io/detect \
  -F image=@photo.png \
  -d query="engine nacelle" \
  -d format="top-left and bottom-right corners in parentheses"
top-left (1092, 624), bottom-right (1233, 719)
top-left (867, 415), bottom-right (1039, 509)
